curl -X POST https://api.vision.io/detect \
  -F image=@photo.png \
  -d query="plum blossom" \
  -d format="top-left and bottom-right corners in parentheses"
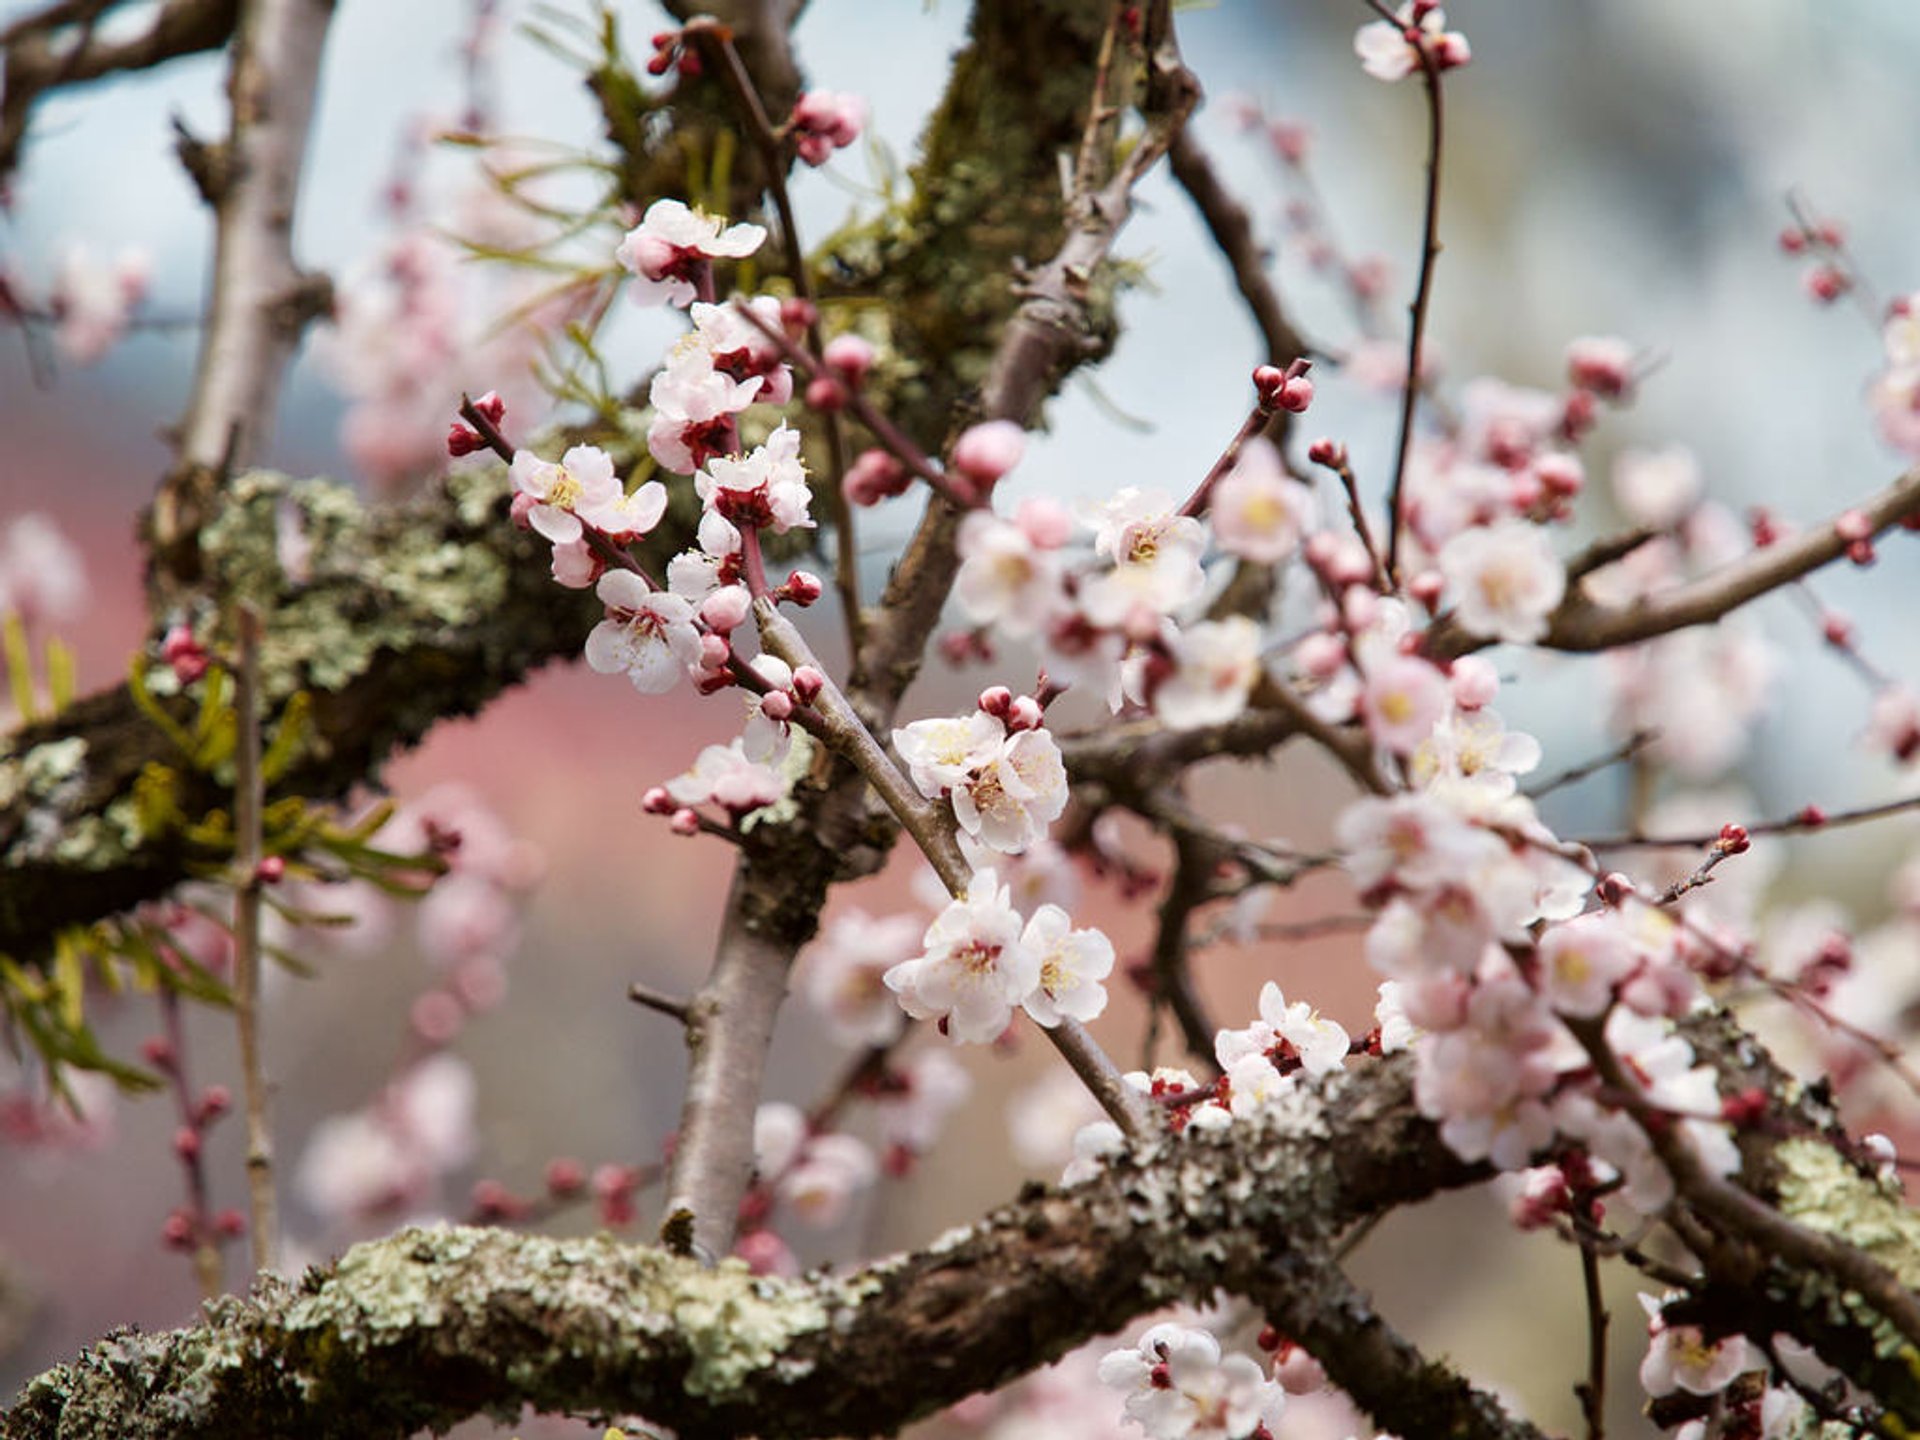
top-left (1019, 905), bottom-right (1115, 1026)
top-left (1215, 981), bottom-right (1351, 1080)
top-left (696, 423), bottom-right (815, 532)
top-left (950, 726), bottom-right (1071, 854)
top-left (1008, 1067), bottom-right (1104, 1170)
top-left (665, 739), bottom-right (790, 816)
top-left (1537, 913), bottom-right (1635, 1018)
top-left (49, 243), bottom-right (149, 365)
top-left (1078, 489), bottom-right (1208, 624)
top-left (777, 1132), bottom-right (878, 1227)
top-left (955, 511), bottom-right (1065, 636)
top-left (1612, 446), bottom-right (1702, 530)
top-left (1637, 1294), bottom-right (1758, 1397)
top-left (584, 572), bottom-right (701, 693)
top-left (511, 445), bottom-right (622, 545)
top-left (1360, 652), bottom-right (1450, 755)
top-left (872, 1049), bottom-right (973, 1155)
top-left (1208, 438), bottom-right (1314, 563)
top-left (1154, 617), bottom-right (1263, 730)
top-left (1409, 706), bottom-right (1542, 794)
top-left (615, 199), bottom-right (766, 307)
top-left (799, 909), bottom-right (923, 1047)
top-left (0, 512), bottom-right (88, 626)
top-left (895, 711), bottom-right (1006, 796)
top-left (1354, 5), bottom-right (1471, 82)
top-left (295, 1054), bottom-right (477, 1220)
top-left (648, 346), bottom-right (762, 473)
top-left (1437, 518), bottom-right (1566, 643)
top-left (1097, 1323), bottom-right (1286, 1440)
top-left (691, 296), bottom-right (794, 403)
top-left (884, 869), bottom-right (1040, 1043)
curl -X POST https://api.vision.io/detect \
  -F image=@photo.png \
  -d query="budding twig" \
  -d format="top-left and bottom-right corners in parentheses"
top-left (230, 602), bottom-right (277, 1276)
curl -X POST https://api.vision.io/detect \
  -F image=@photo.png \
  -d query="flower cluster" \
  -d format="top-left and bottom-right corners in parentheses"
top-left (894, 704), bottom-right (1069, 856)
top-left (882, 870), bottom-right (1113, 1043)
top-left (1353, 3), bottom-right (1470, 83)
top-left (1097, 1323), bottom-right (1285, 1440)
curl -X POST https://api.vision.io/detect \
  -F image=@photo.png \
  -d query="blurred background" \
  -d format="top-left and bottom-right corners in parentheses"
top-left (4, 1), bottom-right (1920, 1435)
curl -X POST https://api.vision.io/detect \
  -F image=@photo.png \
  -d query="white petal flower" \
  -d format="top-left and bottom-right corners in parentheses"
top-left (584, 571), bottom-right (701, 693)
top-left (1438, 518), bottom-right (1566, 644)
top-left (885, 870), bottom-right (1039, 1043)
top-left (1019, 905), bottom-right (1114, 1026)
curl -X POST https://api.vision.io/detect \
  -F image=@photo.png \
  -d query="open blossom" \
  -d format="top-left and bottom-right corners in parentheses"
top-left (49, 243), bottom-right (149, 365)
top-left (1638, 1294), bottom-right (1758, 1397)
top-left (951, 726), bottom-right (1070, 854)
top-left (648, 348), bottom-right (762, 474)
top-left (1612, 446), bottom-right (1701, 529)
top-left (1019, 905), bottom-right (1114, 1026)
top-left (584, 571), bottom-right (701, 693)
top-left (691, 296), bottom-right (793, 404)
top-left (1409, 706), bottom-right (1542, 794)
top-left (1216, 981), bottom-right (1350, 1079)
top-left (895, 711), bottom-right (1006, 795)
top-left (1354, 4), bottom-right (1470, 83)
top-left (511, 445), bottom-right (622, 545)
top-left (696, 423), bottom-right (814, 532)
top-left (1360, 652), bottom-right (1450, 755)
top-left (955, 511), bottom-right (1065, 636)
top-left (665, 738), bottom-right (789, 816)
top-left (1153, 617), bottom-right (1263, 730)
top-left (615, 199), bottom-right (766, 307)
top-left (884, 869), bottom-right (1039, 1043)
top-left (800, 909), bottom-right (922, 1047)
top-left (1537, 913), bottom-right (1636, 1017)
top-left (1078, 488), bottom-right (1208, 624)
top-left (1208, 438), bottom-right (1314, 563)
top-left (873, 1049), bottom-right (973, 1154)
top-left (294, 1054), bottom-right (476, 1220)
top-left (1437, 518), bottom-right (1566, 644)
top-left (1098, 1323), bottom-right (1286, 1440)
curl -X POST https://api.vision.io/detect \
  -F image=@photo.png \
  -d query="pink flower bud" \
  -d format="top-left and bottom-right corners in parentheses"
top-left (1252, 364), bottom-right (1288, 408)
top-left (173, 1126), bottom-right (201, 1161)
top-left (1507, 470), bottom-right (1544, 512)
top-left (447, 422), bottom-right (485, 457)
top-left (197, 1085), bottom-right (231, 1123)
top-left (1822, 612), bottom-right (1854, 649)
top-left (823, 333), bottom-right (876, 385)
top-left (1748, 507), bottom-right (1781, 548)
top-left (1597, 872), bottom-right (1636, 907)
top-left (546, 1158), bottom-right (586, 1196)
top-left (843, 447), bottom-right (909, 506)
top-left (1408, 569), bottom-right (1445, 611)
top-left (255, 855), bottom-right (285, 884)
top-left (783, 570), bottom-right (824, 605)
top-left (791, 666), bottom-right (826, 704)
top-left (1796, 804), bottom-right (1828, 828)
top-left (161, 624), bottom-right (210, 685)
top-left (142, 1036), bottom-right (177, 1070)
top-left (1296, 631), bottom-right (1346, 681)
top-left (951, 420), bottom-right (1026, 486)
top-left (161, 1211), bottom-right (195, 1250)
top-left (1803, 264), bottom-right (1850, 304)
top-left (1276, 374), bottom-right (1314, 413)
top-left (1306, 437), bottom-right (1347, 469)
top-left (1836, 509), bottom-right (1873, 543)
top-left (642, 786), bottom-right (675, 814)
top-left (1559, 389), bottom-right (1598, 442)
top-left (699, 587), bottom-right (751, 633)
top-left (1778, 227), bottom-right (1808, 255)
top-left (805, 375), bottom-right (845, 411)
top-left (411, 989), bottom-right (465, 1044)
top-left (1450, 655), bottom-right (1500, 709)
top-left (699, 633), bottom-right (732, 669)
top-left (472, 390), bottom-right (506, 425)
top-left (1715, 823), bottom-right (1751, 856)
top-left (1535, 452), bottom-right (1583, 499)
top-left (509, 491), bottom-right (537, 530)
top-left (1006, 695), bottom-right (1044, 731)
top-left (978, 686), bottom-right (1013, 717)
top-left (1847, 538), bottom-right (1876, 567)
top-left (1566, 337), bottom-right (1634, 400)
top-left (670, 808), bottom-right (701, 836)
top-left (780, 297), bottom-right (818, 331)
top-left (1015, 496), bottom-right (1073, 549)
top-left (759, 690), bottom-right (793, 722)
top-left (214, 1208), bottom-right (247, 1239)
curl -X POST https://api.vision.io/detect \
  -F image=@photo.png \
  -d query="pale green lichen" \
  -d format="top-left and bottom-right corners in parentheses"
top-left (1776, 1139), bottom-right (1920, 1291)
top-left (20, 736), bottom-right (86, 797)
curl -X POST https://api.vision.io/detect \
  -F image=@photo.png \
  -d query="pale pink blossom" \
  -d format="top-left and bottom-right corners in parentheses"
top-left (1335, 791), bottom-right (1497, 894)
top-left (1409, 706), bottom-right (1542, 794)
top-left (1019, 905), bottom-right (1114, 1026)
top-left (1097, 1323), bottom-right (1286, 1440)
top-left (648, 349), bottom-right (762, 473)
top-left (665, 739), bottom-right (790, 816)
top-left (615, 199), bottom-right (766, 307)
top-left (691, 295), bottom-right (794, 404)
top-left (952, 420), bottom-right (1027, 485)
top-left (1437, 518), bottom-right (1566, 644)
top-left (955, 512), bottom-right (1065, 636)
top-left (49, 243), bottom-right (149, 365)
top-left (776, 1131), bottom-right (878, 1227)
top-left (952, 727), bottom-right (1070, 854)
top-left (895, 711), bottom-right (1007, 797)
top-left (1566, 336), bottom-right (1636, 400)
top-left (1538, 913), bottom-right (1635, 1018)
top-left (1154, 618), bottom-right (1263, 730)
top-left (696, 423), bottom-right (814, 532)
top-left (1612, 446), bottom-right (1701, 530)
top-left (1354, 4), bottom-right (1470, 82)
top-left (1208, 438), bottom-right (1314, 563)
top-left (1360, 652), bottom-right (1450, 754)
top-left (873, 1048), bottom-right (973, 1154)
top-left (1638, 1294), bottom-right (1757, 1397)
top-left (584, 572), bottom-right (701, 692)
top-left (1078, 489), bottom-right (1208, 624)
top-left (1007, 1068), bottom-right (1104, 1170)
top-left (0, 512), bottom-right (88, 626)
top-left (510, 445), bottom-right (622, 545)
top-left (885, 869), bottom-right (1039, 1043)
top-left (800, 909), bottom-right (922, 1047)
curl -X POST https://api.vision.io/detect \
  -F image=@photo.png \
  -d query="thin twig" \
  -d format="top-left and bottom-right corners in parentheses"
top-left (230, 602), bottom-right (277, 1275)
top-left (1575, 1238), bottom-right (1609, 1440)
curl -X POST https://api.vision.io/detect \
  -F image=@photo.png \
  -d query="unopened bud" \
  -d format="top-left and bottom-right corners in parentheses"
top-left (782, 570), bottom-right (824, 606)
top-left (670, 808), bottom-right (701, 836)
top-left (951, 420), bottom-right (1026, 486)
top-left (791, 666), bottom-right (826, 704)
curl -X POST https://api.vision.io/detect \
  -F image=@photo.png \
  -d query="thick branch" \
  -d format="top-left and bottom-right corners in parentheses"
top-left (0, 0), bottom-right (239, 177)
top-left (148, 0), bottom-right (335, 597)
top-left (4, 1054), bottom-right (1490, 1440)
